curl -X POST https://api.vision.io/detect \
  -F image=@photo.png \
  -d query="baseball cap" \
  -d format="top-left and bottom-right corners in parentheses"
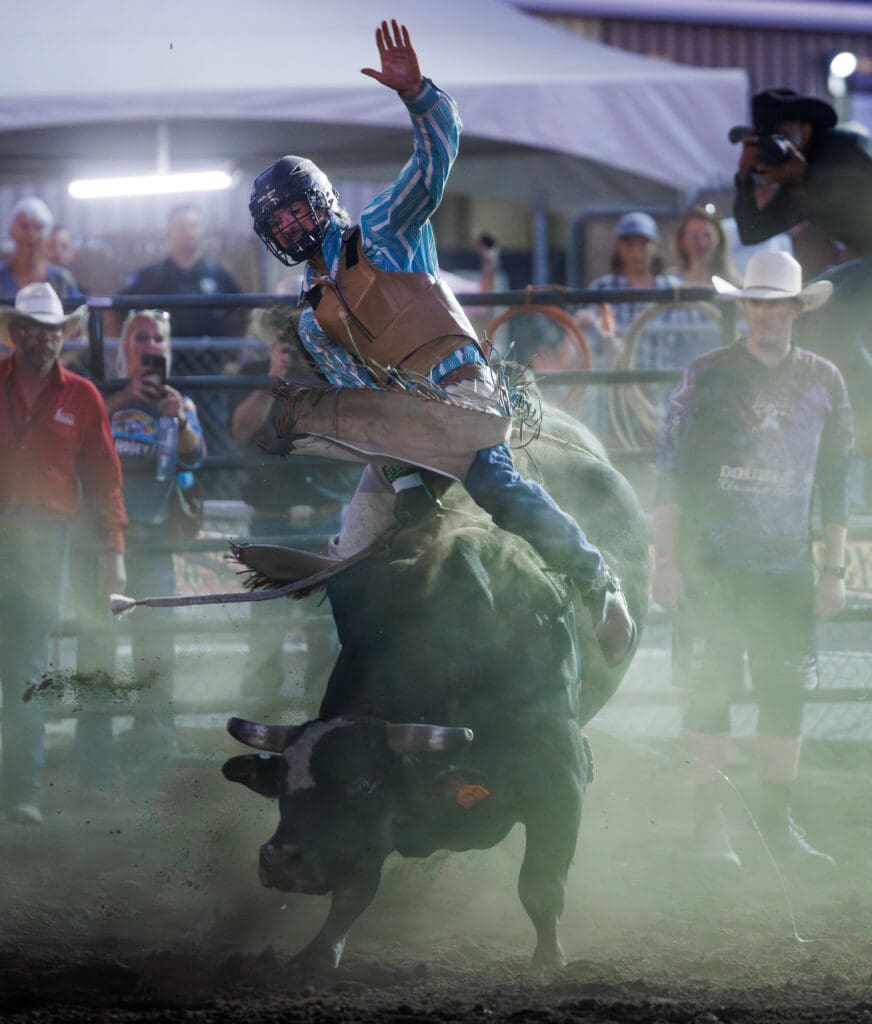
top-left (614, 211), bottom-right (660, 242)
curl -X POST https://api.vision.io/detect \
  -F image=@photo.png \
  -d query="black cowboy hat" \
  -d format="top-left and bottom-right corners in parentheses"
top-left (751, 89), bottom-right (837, 133)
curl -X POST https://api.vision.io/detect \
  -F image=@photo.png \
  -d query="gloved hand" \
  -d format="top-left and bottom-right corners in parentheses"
top-left (579, 568), bottom-right (637, 668)
top-left (394, 484), bottom-right (440, 526)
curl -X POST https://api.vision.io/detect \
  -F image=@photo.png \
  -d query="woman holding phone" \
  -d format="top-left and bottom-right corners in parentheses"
top-left (74, 309), bottom-right (205, 798)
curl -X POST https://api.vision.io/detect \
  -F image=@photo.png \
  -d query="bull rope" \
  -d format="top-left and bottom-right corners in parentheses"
top-left (109, 523), bottom-right (403, 617)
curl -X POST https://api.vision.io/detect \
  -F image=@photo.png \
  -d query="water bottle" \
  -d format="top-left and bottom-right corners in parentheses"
top-left (155, 414), bottom-right (179, 482)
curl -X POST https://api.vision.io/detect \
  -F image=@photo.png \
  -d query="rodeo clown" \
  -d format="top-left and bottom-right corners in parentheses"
top-left (237, 20), bottom-right (635, 667)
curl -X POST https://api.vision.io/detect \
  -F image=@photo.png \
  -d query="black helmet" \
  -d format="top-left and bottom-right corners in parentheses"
top-left (249, 156), bottom-right (337, 265)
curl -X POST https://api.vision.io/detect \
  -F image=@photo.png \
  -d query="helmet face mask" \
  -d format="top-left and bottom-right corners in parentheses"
top-left (250, 157), bottom-right (337, 266)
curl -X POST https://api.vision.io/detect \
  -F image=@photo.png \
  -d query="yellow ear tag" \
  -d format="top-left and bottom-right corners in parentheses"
top-left (455, 784), bottom-right (489, 809)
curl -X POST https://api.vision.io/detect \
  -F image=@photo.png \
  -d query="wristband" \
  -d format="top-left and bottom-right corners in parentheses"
top-left (821, 565), bottom-right (846, 580)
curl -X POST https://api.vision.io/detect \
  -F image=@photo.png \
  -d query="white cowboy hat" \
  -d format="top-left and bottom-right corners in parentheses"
top-left (0, 282), bottom-right (87, 348)
top-left (713, 251), bottom-right (832, 311)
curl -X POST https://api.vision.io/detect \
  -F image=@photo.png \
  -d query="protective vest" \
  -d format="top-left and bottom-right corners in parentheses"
top-left (307, 227), bottom-right (479, 376)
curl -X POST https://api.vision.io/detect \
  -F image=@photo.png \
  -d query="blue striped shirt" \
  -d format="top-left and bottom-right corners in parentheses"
top-left (298, 78), bottom-right (483, 388)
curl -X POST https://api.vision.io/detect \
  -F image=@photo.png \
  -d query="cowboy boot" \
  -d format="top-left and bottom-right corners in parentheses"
top-left (758, 781), bottom-right (835, 867)
top-left (693, 781), bottom-right (742, 871)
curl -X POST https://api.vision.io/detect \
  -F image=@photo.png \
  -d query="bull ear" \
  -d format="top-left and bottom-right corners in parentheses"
top-left (227, 716), bottom-right (299, 753)
top-left (222, 753), bottom-right (283, 798)
top-left (385, 723), bottom-right (474, 755)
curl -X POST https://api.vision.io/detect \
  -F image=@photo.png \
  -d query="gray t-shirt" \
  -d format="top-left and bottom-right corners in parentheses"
top-left (657, 342), bottom-right (853, 573)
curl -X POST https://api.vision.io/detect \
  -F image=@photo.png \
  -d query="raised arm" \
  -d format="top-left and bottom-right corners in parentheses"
top-left (358, 23), bottom-right (461, 269)
top-left (361, 20), bottom-right (423, 98)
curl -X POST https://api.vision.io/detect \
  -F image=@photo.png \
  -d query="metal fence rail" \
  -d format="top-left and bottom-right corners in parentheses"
top-left (18, 287), bottom-right (869, 737)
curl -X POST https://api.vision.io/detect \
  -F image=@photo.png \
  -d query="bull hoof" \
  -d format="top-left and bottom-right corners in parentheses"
top-left (290, 938), bottom-right (346, 974)
top-left (530, 941), bottom-right (567, 972)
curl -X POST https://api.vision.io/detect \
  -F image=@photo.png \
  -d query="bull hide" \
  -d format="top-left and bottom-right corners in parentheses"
top-left (223, 404), bottom-right (649, 972)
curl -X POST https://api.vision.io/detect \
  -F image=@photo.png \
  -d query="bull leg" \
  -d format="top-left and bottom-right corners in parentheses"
top-left (291, 872), bottom-right (381, 971)
top-left (517, 726), bottom-right (585, 969)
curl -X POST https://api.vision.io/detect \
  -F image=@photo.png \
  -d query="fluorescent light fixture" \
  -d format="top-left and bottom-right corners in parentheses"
top-left (69, 170), bottom-right (234, 199)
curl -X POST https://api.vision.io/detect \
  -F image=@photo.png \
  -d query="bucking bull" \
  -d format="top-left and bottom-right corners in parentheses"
top-left (222, 405), bottom-right (649, 970)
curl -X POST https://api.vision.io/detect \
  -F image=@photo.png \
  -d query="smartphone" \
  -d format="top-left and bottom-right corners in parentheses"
top-left (140, 352), bottom-right (167, 388)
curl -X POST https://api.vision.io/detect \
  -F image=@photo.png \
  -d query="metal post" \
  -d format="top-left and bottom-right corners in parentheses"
top-left (88, 307), bottom-right (106, 381)
top-left (532, 209), bottom-right (550, 285)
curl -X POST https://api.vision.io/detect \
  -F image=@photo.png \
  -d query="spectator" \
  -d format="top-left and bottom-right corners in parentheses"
top-left (0, 283), bottom-right (126, 824)
top-left (114, 204), bottom-right (246, 457)
top-left (671, 205), bottom-right (740, 287)
top-left (45, 223), bottom-right (93, 300)
top-left (116, 204), bottom-right (245, 345)
top-left (229, 305), bottom-right (359, 709)
top-left (73, 309), bottom-right (205, 796)
top-left (0, 198), bottom-right (83, 299)
top-left (582, 211), bottom-right (682, 367)
top-left (732, 87), bottom-right (872, 457)
top-left (667, 205), bottom-right (739, 368)
top-left (576, 211), bottom-right (681, 441)
top-left (732, 89), bottom-right (870, 261)
top-left (653, 251), bottom-right (852, 871)
top-left (46, 225), bottom-right (74, 271)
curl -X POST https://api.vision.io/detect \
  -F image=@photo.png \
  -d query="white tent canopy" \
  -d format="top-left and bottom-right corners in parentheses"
top-left (2, 0), bottom-right (748, 215)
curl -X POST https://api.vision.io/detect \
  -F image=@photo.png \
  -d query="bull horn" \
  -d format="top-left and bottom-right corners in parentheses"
top-left (227, 717), bottom-right (298, 753)
top-left (385, 723), bottom-right (474, 755)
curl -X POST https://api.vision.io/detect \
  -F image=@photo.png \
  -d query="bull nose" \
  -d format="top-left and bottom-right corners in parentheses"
top-left (259, 841), bottom-right (307, 874)
top-left (260, 842), bottom-right (289, 867)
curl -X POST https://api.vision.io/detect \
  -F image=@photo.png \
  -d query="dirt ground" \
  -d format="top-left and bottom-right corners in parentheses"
top-left (0, 724), bottom-right (869, 1023)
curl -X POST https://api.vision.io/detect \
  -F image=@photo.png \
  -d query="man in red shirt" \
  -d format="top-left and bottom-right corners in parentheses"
top-left (0, 283), bottom-right (127, 824)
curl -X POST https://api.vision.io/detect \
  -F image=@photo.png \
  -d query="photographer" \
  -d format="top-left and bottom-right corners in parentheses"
top-left (733, 89), bottom-right (872, 250)
top-left (733, 88), bottom-right (872, 462)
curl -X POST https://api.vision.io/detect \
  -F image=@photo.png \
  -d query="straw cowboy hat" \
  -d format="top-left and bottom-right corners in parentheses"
top-left (0, 282), bottom-right (88, 348)
top-left (712, 251), bottom-right (832, 311)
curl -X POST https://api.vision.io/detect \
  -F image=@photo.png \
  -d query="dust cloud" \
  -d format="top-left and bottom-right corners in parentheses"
top-left (0, 669), bottom-right (869, 1022)
top-left (1, 501), bottom-right (869, 1020)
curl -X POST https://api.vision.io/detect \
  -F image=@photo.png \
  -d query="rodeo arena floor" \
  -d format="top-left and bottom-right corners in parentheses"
top-left (0, 497), bottom-right (869, 1024)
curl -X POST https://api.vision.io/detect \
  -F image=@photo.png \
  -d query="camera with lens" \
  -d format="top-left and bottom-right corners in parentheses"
top-left (728, 124), bottom-right (793, 167)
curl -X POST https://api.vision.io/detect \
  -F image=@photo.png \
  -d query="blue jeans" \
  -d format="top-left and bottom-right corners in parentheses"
top-left (465, 443), bottom-right (603, 581)
top-left (0, 522), bottom-right (69, 808)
